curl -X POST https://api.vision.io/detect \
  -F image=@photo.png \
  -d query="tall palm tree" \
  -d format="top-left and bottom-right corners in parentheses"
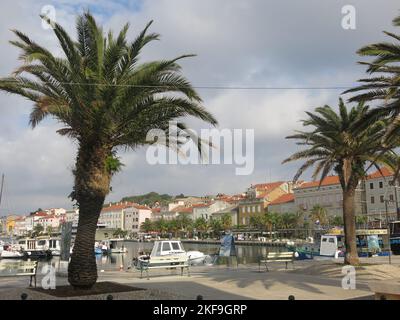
top-left (0, 13), bottom-right (217, 289)
top-left (283, 99), bottom-right (396, 265)
top-left (140, 219), bottom-right (153, 233)
top-left (344, 14), bottom-right (400, 147)
top-left (221, 213), bottom-right (232, 231)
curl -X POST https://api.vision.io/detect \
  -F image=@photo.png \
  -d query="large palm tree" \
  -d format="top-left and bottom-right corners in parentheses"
top-left (0, 13), bottom-right (217, 288)
top-left (344, 14), bottom-right (400, 146)
top-left (283, 99), bottom-right (396, 265)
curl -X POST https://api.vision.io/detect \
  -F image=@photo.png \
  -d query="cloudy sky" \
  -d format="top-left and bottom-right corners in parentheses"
top-left (0, 0), bottom-right (399, 214)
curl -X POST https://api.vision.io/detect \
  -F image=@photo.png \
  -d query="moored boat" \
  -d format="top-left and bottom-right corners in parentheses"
top-left (0, 244), bottom-right (24, 259)
top-left (107, 239), bottom-right (128, 254)
top-left (133, 240), bottom-right (209, 269)
top-left (288, 229), bottom-right (391, 259)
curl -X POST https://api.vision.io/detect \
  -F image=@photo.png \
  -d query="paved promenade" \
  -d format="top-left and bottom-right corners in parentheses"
top-left (0, 256), bottom-right (399, 300)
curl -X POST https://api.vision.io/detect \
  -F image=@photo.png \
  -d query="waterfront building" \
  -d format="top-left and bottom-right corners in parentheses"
top-left (238, 181), bottom-right (291, 225)
top-left (37, 214), bottom-right (61, 231)
top-left (293, 176), bottom-right (366, 217)
top-left (124, 204), bottom-right (152, 234)
top-left (365, 167), bottom-right (399, 223)
top-left (44, 208), bottom-right (67, 216)
top-left (210, 204), bottom-right (239, 226)
top-left (14, 216), bottom-right (27, 236)
top-left (192, 200), bottom-right (231, 221)
top-left (98, 202), bottom-right (134, 230)
top-left (5, 215), bottom-right (19, 235)
top-left (268, 193), bottom-right (296, 214)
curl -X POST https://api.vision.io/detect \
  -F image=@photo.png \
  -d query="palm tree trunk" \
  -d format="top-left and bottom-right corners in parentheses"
top-left (343, 189), bottom-right (360, 265)
top-left (68, 143), bottom-right (111, 289)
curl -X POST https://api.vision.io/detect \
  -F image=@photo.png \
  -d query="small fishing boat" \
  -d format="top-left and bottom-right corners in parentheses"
top-left (107, 239), bottom-right (127, 254)
top-left (133, 240), bottom-right (209, 269)
top-left (0, 244), bottom-right (24, 259)
top-left (288, 229), bottom-right (390, 259)
top-left (17, 238), bottom-right (52, 260)
top-left (35, 237), bottom-right (61, 256)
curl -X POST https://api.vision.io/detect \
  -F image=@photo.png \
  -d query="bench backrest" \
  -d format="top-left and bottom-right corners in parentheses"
top-left (0, 261), bottom-right (38, 274)
top-left (267, 252), bottom-right (294, 259)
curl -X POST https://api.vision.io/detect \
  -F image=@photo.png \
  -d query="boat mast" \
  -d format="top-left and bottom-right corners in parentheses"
top-left (0, 173), bottom-right (4, 208)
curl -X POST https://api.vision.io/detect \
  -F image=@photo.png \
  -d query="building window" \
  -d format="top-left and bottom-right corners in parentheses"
top-left (380, 195), bottom-right (384, 203)
top-left (371, 197), bottom-right (375, 204)
top-left (379, 181), bottom-right (383, 188)
top-left (390, 194), bottom-right (394, 201)
top-left (370, 183), bottom-right (374, 189)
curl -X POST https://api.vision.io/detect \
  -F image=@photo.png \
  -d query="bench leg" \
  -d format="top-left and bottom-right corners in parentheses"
top-left (29, 275), bottom-right (32, 288)
top-left (187, 266), bottom-right (191, 277)
top-left (285, 262), bottom-right (288, 270)
top-left (181, 267), bottom-right (183, 276)
top-left (146, 269), bottom-right (149, 280)
top-left (265, 262), bottom-right (269, 272)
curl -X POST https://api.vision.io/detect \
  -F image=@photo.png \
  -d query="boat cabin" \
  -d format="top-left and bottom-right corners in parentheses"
top-left (150, 241), bottom-right (185, 257)
top-left (319, 229), bottom-right (389, 257)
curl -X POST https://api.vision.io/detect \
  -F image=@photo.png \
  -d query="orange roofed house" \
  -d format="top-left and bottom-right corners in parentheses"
top-left (293, 175), bottom-right (366, 217)
top-left (238, 181), bottom-right (293, 226)
top-left (268, 193), bottom-right (296, 214)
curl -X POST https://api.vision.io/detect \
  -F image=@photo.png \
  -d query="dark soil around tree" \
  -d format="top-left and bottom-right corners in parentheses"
top-left (30, 281), bottom-right (145, 297)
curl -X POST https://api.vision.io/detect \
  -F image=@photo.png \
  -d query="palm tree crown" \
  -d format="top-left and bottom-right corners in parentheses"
top-left (283, 99), bottom-right (396, 265)
top-left (344, 14), bottom-right (400, 142)
top-left (283, 98), bottom-right (394, 190)
top-left (0, 12), bottom-right (217, 289)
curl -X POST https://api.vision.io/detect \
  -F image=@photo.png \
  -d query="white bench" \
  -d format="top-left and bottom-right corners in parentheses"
top-left (0, 261), bottom-right (38, 287)
top-left (137, 256), bottom-right (190, 280)
top-left (259, 252), bottom-right (295, 272)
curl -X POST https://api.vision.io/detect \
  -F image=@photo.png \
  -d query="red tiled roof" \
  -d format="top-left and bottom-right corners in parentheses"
top-left (34, 212), bottom-right (48, 217)
top-left (101, 202), bottom-right (135, 212)
top-left (171, 206), bottom-right (193, 213)
top-left (151, 208), bottom-right (161, 213)
top-left (132, 204), bottom-right (151, 210)
top-left (296, 176), bottom-right (340, 189)
top-left (269, 193), bottom-right (295, 205)
top-left (253, 181), bottom-right (284, 190)
top-left (367, 167), bottom-right (394, 179)
top-left (192, 202), bottom-right (211, 208)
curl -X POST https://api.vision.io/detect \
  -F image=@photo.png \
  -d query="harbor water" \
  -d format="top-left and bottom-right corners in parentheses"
top-left (0, 240), bottom-right (287, 274)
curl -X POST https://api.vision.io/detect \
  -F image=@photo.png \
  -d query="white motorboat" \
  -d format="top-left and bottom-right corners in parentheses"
top-left (133, 240), bottom-right (209, 268)
top-left (16, 238), bottom-right (52, 259)
top-left (0, 244), bottom-right (24, 259)
top-left (35, 237), bottom-right (61, 256)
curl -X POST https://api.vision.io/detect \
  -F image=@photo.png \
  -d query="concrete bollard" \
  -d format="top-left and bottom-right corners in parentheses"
top-left (288, 295), bottom-right (295, 300)
top-left (196, 295), bottom-right (203, 300)
top-left (107, 294), bottom-right (114, 300)
top-left (21, 293), bottom-right (28, 300)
